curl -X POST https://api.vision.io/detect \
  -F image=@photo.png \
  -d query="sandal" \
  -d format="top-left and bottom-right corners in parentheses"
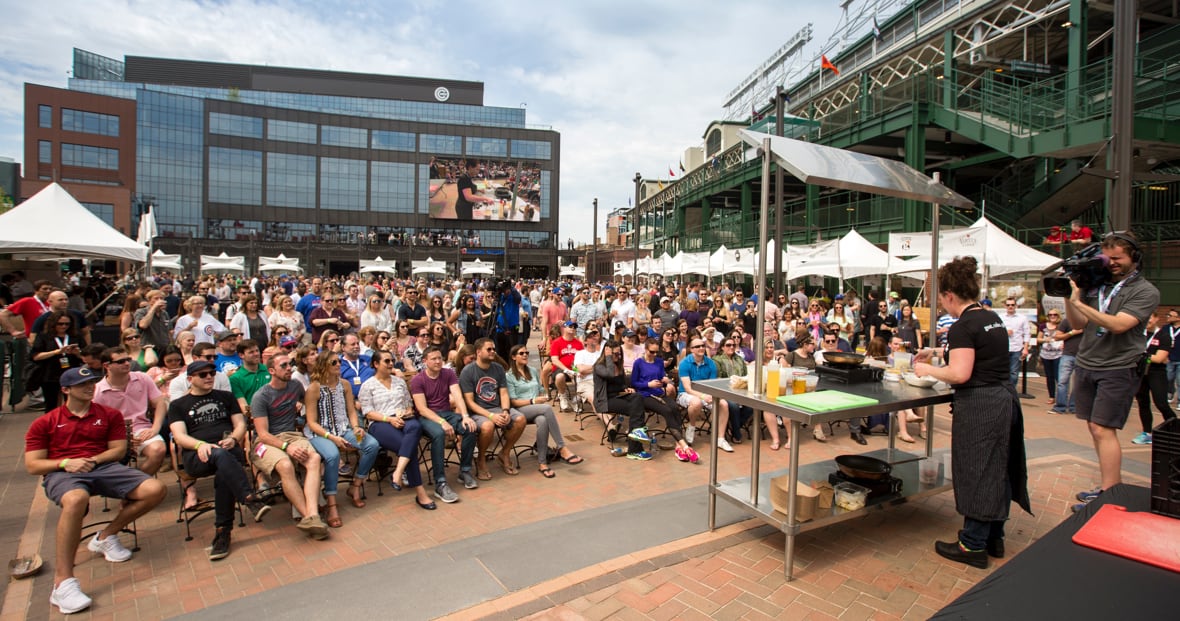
top-left (324, 502), bottom-right (343, 528)
top-left (499, 459), bottom-right (519, 476)
top-left (348, 482), bottom-right (366, 508)
top-left (559, 450), bottom-right (584, 465)
top-left (476, 468), bottom-right (493, 481)
top-left (539, 465), bottom-right (556, 478)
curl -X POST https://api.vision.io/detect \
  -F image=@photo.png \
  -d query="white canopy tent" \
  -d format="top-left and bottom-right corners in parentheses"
top-left (613, 261), bottom-right (633, 278)
top-left (888, 217), bottom-right (1059, 278)
top-left (786, 238), bottom-right (842, 279)
top-left (559, 263), bottom-right (586, 279)
top-left (412, 257), bottom-right (448, 276)
top-left (709, 245), bottom-right (756, 277)
top-left (257, 253), bottom-right (303, 273)
top-left (838, 229), bottom-right (892, 279)
top-left (200, 252), bottom-right (245, 273)
top-left (359, 257), bottom-right (397, 275)
top-left (461, 259), bottom-right (495, 277)
top-left (150, 250), bottom-right (183, 272)
top-left (0, 183), bottom-right (148, 263)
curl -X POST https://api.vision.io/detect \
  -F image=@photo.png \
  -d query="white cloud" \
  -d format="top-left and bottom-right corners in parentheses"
top-left (0, 0), bottom-right (847, 244)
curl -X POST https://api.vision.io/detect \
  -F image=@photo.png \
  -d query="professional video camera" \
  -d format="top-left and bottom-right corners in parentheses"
top-left (1042, 243), bottom-right (1110, 297)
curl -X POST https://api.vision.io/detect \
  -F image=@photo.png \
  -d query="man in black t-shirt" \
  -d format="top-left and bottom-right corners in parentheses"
top-left (167, 360), bottom-right (269, 561)
top-left (454, 160), bottom-right (494, 219)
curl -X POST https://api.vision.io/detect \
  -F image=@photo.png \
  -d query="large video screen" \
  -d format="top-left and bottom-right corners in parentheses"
top-left (428, 157), bottom-right (544, 222)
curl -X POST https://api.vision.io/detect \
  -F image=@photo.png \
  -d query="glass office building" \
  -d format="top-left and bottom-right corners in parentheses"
top-left (24, 49), bottom-right (562, 277)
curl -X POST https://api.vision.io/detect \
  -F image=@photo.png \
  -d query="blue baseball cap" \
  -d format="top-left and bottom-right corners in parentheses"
top-left (60, 366), bottom-right (102, 387)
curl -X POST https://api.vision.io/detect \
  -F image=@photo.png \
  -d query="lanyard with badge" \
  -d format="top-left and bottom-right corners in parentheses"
top-left (1094, 271), bottom-right (1136, 338)
top-left (344, 358), bottom-right (362, 385)
top-left (55, 336), bottom-right (71, 368)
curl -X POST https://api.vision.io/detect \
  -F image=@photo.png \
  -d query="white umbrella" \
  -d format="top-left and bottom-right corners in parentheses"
top-left (150, 249), bottom-right (183, 272)
top-left (360, 256), bottom-right (397, 274)
top-left (412, 257), bottom-right (447, 276)
top-left (200, 252), bottom-right (245, 273)
top-left (258, 253), bottom-right (303, 273)
top-left (559, 264), bottom-right (586, 278)
top-left (461, 259), bottom-right (495, 277)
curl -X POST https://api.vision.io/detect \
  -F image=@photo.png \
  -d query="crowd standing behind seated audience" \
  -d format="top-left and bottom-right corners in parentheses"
top-left (12, 267), bottom-right (1167, 614)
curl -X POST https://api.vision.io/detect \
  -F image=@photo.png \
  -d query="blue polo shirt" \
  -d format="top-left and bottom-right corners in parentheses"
top-left (338, 354), bottom-right (374, 397)
top-left (678, 355), bottom-right (718, 394)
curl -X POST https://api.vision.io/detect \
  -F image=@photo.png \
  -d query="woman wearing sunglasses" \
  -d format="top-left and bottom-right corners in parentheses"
top-left (361, 295), bottom-right (393, 333)
top-left (304, 351), bottom-right (380, 527)
top-left (358, 351), bottom-right (434, 509)
top-left (505, 344), bottom-right (583, 477)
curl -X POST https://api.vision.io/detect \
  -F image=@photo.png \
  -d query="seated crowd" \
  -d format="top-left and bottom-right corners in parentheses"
top-left (8, 271), bottom-right (920, 615)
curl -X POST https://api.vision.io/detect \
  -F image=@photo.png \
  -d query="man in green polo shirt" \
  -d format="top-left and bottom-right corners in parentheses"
top-left (229, 340), bottom-right (270, 414)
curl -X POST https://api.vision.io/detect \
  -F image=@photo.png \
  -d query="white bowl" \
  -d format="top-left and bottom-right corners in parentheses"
top-left (903, 373), bottom-right (938, 388)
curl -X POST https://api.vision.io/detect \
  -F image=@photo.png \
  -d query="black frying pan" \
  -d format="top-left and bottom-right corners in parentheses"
top-left (835, 454), bottom-right (892, 480)
top-left (822, 352), bottom-right (866, 367)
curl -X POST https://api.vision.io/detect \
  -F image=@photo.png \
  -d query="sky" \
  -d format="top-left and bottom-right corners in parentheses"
top-left (0, 0), bottom-right (859, 244)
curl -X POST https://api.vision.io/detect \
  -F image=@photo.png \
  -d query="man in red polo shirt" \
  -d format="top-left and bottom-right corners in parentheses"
top-left (0, 279), bottom-right (53, 338)
top-left (548, 321), bottom-right (584, 411)
top-left (24, 366), bottom-right (167, 614)
top-left (1069, 219), bottom-right (1094, 246)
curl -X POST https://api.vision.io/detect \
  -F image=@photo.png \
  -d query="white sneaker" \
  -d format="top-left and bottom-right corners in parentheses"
top-left (684, 425), bottom-right (696, 445)
top-left (50, 578), bottom-right (92, 614)
top-left (88, 532), bottom-right (132, 562)
top-left (559, 396), bottom-right (570, 411)
top-left (717, 438), bottom-right (734, 453)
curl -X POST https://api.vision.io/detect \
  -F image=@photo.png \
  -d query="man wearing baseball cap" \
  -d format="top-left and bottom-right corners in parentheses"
top-left (168, 360), bottom-right (272, 562)
top-left (549, 321), bottom-right (584, 411)
top-left (25, 366), bottom-right (167, 614)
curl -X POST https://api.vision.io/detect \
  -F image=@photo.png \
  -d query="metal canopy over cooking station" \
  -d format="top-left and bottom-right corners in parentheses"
top-left (700, 132), bottom-right (972, 580)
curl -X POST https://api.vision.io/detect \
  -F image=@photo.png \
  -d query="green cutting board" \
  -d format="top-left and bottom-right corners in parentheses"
top-left (775, 390), bottom-right (880, 412)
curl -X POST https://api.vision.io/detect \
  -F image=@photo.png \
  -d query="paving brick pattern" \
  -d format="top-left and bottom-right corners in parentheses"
top-left (0, 334), bottom-right (1159, 620)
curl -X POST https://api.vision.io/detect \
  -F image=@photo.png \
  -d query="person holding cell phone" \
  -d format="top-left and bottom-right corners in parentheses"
top-left (30, 310), bottom-right (85, 411)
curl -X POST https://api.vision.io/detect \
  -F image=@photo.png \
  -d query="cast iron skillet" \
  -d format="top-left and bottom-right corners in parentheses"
top-left (835, 454), bottom-right (892, 480)
top-left (821, 351), bottom-right (866, 368)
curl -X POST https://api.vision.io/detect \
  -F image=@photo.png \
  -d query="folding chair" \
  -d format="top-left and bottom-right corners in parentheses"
top-left (169, 439), bottom-right (244, 542)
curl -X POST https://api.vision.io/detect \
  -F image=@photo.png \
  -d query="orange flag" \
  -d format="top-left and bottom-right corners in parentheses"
top-left (821, 55), bottom-right (840, 76)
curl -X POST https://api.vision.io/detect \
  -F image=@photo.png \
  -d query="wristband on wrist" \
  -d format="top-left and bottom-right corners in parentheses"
top-left (323, 432), bottom-right (331, 439)
top-left (195, 441), bottom-right (205, 450)
top-left (59, 458), bottom-right (69, 470)
top-left (280, 441), bottom-right (289, 452)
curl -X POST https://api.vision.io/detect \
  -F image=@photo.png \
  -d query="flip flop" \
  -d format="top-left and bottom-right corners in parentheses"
top-left (560, 452), bottom-right (584, 465)
top-left (499, 460), bottom-right (519, 476)
top-left (539, 465), bottom-right (556, 478)
top-left (476, 468), bottom-right (493, 481)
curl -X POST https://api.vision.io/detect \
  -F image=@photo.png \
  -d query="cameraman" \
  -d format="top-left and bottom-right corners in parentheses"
top-left (1064, 232), bottom-right (1158, 511)
top-left (490, 280), bottom-right (522, 361)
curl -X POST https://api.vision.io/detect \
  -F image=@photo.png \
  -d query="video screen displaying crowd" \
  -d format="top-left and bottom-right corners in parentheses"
top-left (3, 266), bottom-right (1176, 613)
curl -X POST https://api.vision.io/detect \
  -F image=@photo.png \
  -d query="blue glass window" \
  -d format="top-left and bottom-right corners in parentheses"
top-left (371, 130), bottom-right (416, 152)
top-left (267, 119), bottom-right (317, 144)
top-left (39, 105), bottom-right (52, 128)
top-left (371, 161), bottom-right (416, 213)
top-left (210, 112), bottom-right (263, 138)
top-left (421, 134), bottom-right (462, 155)
top-left (136, 90), bottom-right (204, 236)
top-left (62, 108), bottom-right (120, 137)
top-left (208, 147), bottom-right (262, 205)
top-left (540, 170), bottom-right (552, 218)
top-left (62, 143), bottom-right (119, 169)
top-left (80, 202), bottom-right (115, 226)
top-left (321, 125), bottom-right (367, 148)
top-left (466, 137), bottom-right (507, 158)
top-left (320, 157), bottom-right (367, 211)
top-left (511, 139), bottom-right (552, 160)
top-left (39, 141), bottom-right (52, 164)
top-left (267, 152), bottom-right (316, 208)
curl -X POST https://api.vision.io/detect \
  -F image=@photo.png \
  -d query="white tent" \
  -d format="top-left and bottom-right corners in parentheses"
top-left (786, 238), bottom-right (842, 279)
top-left (752, 240), bottom-right (789, 277)
top-left (258, 253), bottom-right (303, 273)
top-left (461, 259), bottom-right (495, 277)
top-left (888, 217), bottom-right (1059, 277)
top-left (838, 229), bottom-right (891, 279)
top-left (412, 257), bottom-right (447, 276)
top-left (200, 252), bottom-right (245, 273)
top-left (659, 253), bottom-right (681, 277)
top-left (559, 263), bottom-right (586, 278)
top-left (614, 261), bottom-right (632, 278)
top-left (150, 249), bottom-right (183, 272)
top-left (359, 257), bottom-right (397, 274)
top-left (0, 183), bottom-right (148, 262)
top-left (709, 245), bottom-right (756, 277)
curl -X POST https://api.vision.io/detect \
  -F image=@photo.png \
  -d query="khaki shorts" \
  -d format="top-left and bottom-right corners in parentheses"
top-left (249, 431), bottom-right (313, 476)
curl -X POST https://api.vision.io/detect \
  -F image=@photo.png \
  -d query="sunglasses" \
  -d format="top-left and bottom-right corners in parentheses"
top-left (690, 344), bottom-right (704, 349)
top-left (722, 342), bottom-right (734, 347)
top-left (823, 339), bottom-right (837, 344)
top-left (200, 355), bottom-right (216, 361)
top-left (329, 359), bottom-right (341, 366)
top-left (193, 371), bottom-right (216, 379)
top-left (275, 331), bottom-right (289, 336)
top-left (107, 358), bottom-right (132, 365)
top-left (57, 321), bottom-right (72, 326)
top-left (276, 362), bottom-right (292, 369)
top-left (326, 338), bottom-right (339, 343)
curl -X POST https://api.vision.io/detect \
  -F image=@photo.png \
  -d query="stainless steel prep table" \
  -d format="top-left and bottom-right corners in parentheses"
top-left (695, 377), bottom-right (954, 580)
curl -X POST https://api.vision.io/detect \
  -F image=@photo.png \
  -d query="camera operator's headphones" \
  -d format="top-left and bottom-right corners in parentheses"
top-left (1102, 231), bottom-right (1143, 265)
